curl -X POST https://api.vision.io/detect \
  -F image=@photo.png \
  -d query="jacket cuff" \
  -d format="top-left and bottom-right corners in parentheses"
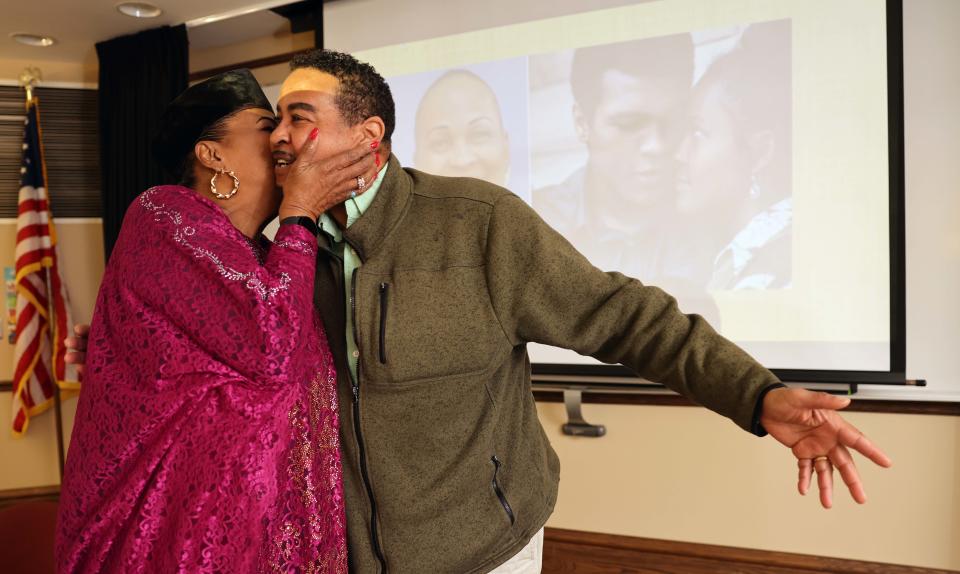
top-left (750, 382), bottom-right (788, 437)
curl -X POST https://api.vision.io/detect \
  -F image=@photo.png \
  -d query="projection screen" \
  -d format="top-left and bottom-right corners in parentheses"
top-left (273, 0), bottom-right (905, 385)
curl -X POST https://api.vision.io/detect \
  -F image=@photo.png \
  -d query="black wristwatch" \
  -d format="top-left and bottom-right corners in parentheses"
top-left (279, 215), bottom-right (319, 237)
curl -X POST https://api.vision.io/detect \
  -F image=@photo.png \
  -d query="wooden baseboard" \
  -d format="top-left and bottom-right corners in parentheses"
top-left (542, 528), bottom-right (955, 573)
top-left (0, 500), bottom-right (948, 571)
top-left (0, 485), bottom-right (60, 508)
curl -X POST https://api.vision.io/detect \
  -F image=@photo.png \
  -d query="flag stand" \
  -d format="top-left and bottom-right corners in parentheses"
top-left (48, 282), bottom-right (66, 481)
top-left (20, 67), bottom-right (66, 482)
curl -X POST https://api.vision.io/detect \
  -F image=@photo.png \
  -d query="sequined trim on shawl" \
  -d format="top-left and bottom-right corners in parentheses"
top-left (268, 363), bottom-right (346, 573)
top-left (274, 238), bottom-right (314, 252)
top-left (139, 188), bottom-right (298, 301)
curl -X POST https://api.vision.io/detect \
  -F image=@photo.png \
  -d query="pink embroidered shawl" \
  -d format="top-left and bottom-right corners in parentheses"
top-left (56, 186), bottom-right (347, 573)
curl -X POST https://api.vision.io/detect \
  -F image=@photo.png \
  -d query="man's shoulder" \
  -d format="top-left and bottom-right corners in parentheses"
top-left (403, 167), bottom-right (512, 208)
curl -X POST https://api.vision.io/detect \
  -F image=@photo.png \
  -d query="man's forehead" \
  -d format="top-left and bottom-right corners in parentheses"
top-left (595, 68), bottom-right (687, 111)
top-left (417, 77), bottom-right (502, 129)
top-left (279, 68), bottom-right (340, 100)
top-left (276, 90), bottom-right (341, 116)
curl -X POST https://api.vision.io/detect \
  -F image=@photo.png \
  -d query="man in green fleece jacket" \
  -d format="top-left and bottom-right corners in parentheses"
top-left (69, 50), bottom-right (892, 574)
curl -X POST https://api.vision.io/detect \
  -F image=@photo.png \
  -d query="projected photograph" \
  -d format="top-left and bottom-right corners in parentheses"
top-left (347, 0), bottom-right (891, 372)
top-left (386, 57), bottom-right (531, 201)
top-left (530, 20), bottom-right (793, 324)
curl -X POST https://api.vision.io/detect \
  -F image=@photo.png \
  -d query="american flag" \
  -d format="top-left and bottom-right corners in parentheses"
top-left (11, 97), bottom-right (80, 435)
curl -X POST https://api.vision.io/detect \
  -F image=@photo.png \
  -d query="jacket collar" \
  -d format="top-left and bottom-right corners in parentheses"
top-left (341, 153), bottom-right (411, 262)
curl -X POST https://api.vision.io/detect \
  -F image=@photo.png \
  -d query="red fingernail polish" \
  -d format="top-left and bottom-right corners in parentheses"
top-left (310, 128), bottom-right (319, 141)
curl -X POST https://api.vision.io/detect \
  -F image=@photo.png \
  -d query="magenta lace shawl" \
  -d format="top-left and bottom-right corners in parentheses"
top-left (56, 186), bottom-right (347, 573)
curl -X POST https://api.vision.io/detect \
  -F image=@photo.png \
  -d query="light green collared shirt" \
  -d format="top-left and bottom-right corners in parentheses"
top-left (318, 165), bottom-right (388, 383)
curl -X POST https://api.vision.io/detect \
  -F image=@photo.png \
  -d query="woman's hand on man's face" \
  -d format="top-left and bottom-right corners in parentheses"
top-left (278, 128), bottom-right (380, 221)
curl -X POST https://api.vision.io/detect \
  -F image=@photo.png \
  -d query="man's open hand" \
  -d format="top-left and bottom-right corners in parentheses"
top-left (761, 387), bottom-right (892, 509)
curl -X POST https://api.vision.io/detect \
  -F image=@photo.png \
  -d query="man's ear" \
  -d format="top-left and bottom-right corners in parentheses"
top-left (360, 116), bottom-right (387, 145)
top-left (193, 140), bottom-right (224, 171)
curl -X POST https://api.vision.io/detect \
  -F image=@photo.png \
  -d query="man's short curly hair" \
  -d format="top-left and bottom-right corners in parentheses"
top-left (289, 49), bottom-right (396, 143)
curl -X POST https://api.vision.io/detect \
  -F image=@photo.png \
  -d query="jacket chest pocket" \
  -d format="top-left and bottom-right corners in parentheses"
top-left (359, 266), bottom-right (505, 384)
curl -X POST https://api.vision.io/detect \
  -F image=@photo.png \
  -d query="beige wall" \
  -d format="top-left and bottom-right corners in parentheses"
top-left (0, 222), bottom-right (104, 382)
top-left (0, 54), bottom-right (97, 86)
top-left (538, 403), bottom-right (960, 570)
top-left (0, 25), bottom-right (309, 89)
top-left (190, 29), bottom-right (313, 87)
top-left (0, 221), bottom-right (102, 490)
top-left (0, 392), bottom-right (77, 490)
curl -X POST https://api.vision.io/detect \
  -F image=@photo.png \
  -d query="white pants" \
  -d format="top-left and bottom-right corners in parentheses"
top-left (488, 528), bottom-right (544, 574)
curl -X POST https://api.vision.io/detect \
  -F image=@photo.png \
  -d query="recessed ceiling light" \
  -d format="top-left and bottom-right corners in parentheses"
top-left (116, 2), bottom-right (163, 18)
top-left (10, 33), bottom-right (57, 47)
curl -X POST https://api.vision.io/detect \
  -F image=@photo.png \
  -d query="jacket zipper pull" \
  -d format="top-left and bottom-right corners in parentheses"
top-left (379, 282), bottom-right (389, 364)
top-left (491, 455), bottom-right (516, 525)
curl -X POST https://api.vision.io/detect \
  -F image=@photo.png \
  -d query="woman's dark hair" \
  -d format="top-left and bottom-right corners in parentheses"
top-left (289, 49), bottom-right (396, 143)
top-left (697, 20), bottom-right (792, 199)
top-left (699, 21), bottom-right (791, 143)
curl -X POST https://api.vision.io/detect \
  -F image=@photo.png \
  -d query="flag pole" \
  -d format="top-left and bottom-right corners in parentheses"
top-left (20, 67), bottom-right (66, 481)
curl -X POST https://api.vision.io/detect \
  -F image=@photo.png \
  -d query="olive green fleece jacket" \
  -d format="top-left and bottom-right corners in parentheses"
top-left (312, 155), bottom-right (781, 573)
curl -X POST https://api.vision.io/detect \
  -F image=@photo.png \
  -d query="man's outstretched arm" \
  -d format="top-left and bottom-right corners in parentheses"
top-left (483, 194), bottom-right (891, 509)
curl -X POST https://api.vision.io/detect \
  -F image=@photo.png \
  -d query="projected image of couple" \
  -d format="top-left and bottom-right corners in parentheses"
top-left (388, 18), bottom-right (792, 329)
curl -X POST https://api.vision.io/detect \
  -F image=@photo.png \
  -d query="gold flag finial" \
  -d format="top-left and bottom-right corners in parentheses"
top-left (18, 67), bottom-right (42, 106)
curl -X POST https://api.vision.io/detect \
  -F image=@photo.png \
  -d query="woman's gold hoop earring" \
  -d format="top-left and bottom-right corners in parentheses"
top-left (210, 168), bottom-right (240, 200)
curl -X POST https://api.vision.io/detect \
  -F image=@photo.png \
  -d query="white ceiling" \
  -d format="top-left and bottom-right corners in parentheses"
top-left (1, 0), bottom-right (294, 65)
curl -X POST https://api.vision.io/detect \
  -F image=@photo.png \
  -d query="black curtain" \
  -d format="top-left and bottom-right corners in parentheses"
top-left (314, 0), bottom-right (324, 48)
top-left (97, 25), bottom-right (188, 260)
